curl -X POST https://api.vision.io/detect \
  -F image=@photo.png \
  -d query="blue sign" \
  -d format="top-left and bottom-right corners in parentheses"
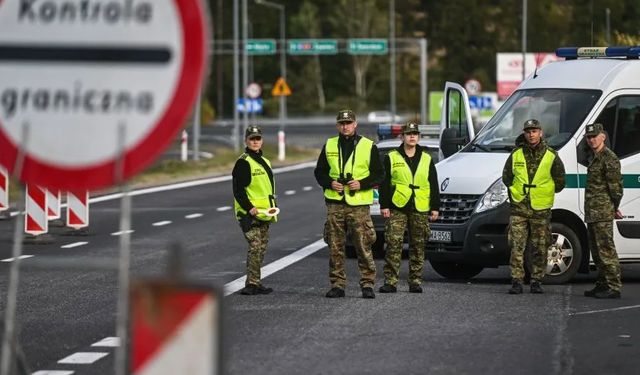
top-left (469, 95), bottom-right (493, 110)
top-left (236, 98), bottom-right (263, 113)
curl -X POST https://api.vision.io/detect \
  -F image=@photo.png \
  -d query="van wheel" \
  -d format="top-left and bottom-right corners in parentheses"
top-left (429, 261), bottom-right (484, 279)
top-left (525, 222), bottom-right (582, 285)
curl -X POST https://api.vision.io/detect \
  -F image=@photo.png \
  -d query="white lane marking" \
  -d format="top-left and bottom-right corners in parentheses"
top-left (618, 335), bottom-right (631, 338)
top-left (1, 255), bottom-right (34, 263)
top-left (152, 220), bottom-right (172, 227)
top-left (224, 239), bottom-right (326, 296)
top-left (32, 371), bottom-right (74, 375)
top-left (91, 337), bottom-right (120, 347)
top-left (111, 230), bottom-right (134, 236)
top-left (91, 162), bottom-right (316, 203)
top-left (185, 213), bottom-right (203, 219)
top-left (8, 161), bottom-right (315, 217)
top-left (302, 186), bottom-right (313, 191)
top-left (571, 304), bottom-right (640, 316)
top-left (216, 206), bottom-right (232, 212)
top-left (58, 352), bottom-right (109, 364)
top-left (284, 190), bottom-right (296, 195)
top-left (61, 242), bottom-right (88, 249)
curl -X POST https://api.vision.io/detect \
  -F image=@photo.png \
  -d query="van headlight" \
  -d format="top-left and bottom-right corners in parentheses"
top-left (474, 178), bottom-right (508, 213)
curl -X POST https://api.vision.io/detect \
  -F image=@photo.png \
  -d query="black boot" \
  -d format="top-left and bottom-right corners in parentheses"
top-left (378, 284), bottom-right (397, 293)
top-left (325, 287), bottom-right (345, 298)
top-left (257, 285), bottom-right (273, 294)
top-left (240, 284), bottom-right (258, 295)
top-left (361, 287), bottom-right (375, 299)
top-left (508, 280), bottom-right (523, 295)
top-left (530, 281), bottom-right (544, 294)
top-left (408, 284), bottom-right (423, 293)
top-left (584, 285), bottom-right (607, 297)
top-left (594, 289), bottom-right (621, 299)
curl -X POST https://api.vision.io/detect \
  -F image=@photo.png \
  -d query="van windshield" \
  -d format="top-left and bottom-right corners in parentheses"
top-left (466, 89), bottom-right (601, 152)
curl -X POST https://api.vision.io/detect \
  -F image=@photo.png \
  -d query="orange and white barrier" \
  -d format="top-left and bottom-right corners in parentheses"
top-left (25, 184), bottom-right (48, 236)
top-left (66, 191), bottom-right (89, 229)
top-left (47, 189), bottom-right (61, 220)
top-left (0, 166), bottom-right (7, 213)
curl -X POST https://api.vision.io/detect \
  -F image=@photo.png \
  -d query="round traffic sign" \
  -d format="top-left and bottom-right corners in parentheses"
top-left (0, 0), bottom-right (209, 190)
top-left (464, 79), bottom-right (481, 95)
top-left (245, 83), bottom-right (262, 99)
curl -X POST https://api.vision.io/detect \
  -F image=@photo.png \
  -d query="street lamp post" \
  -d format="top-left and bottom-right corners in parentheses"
top-left (255, 0), bottom-right (287, 161)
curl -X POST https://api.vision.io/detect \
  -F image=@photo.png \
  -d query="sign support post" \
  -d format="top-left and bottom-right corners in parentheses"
top-left (1, 123), bottom-right (29, 375)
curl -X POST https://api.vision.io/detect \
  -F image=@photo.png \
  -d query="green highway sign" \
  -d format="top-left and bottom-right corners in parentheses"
top-left (348, 39), bottom-right (388, 55)
top-left (246, 39), bottom-right (276, 55)
top-left (288, 39), bottom-right (338, 55)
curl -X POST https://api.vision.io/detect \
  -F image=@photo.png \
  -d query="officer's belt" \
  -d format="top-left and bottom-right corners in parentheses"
top-left (409, 184), bottom-right (420, 190)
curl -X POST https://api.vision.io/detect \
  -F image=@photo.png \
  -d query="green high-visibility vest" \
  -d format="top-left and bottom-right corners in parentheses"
top-left (323, 136), bottom-right (374, 206)
top-left (388, 149), bottom-right (432, 212)
top-left (234, 154), bottom-right (277, 222)
top-left (509, 148), bottom-right (556, 210)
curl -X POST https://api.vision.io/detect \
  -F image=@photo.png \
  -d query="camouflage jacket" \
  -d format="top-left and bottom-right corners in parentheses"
top-left (502, 136), bottom-right (566, 219)
top-left (585, 146), bottom-right (623, 223)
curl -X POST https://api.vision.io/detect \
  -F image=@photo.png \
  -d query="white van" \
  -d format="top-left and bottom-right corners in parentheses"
top-left (429, 47), bottom-right (640, 284)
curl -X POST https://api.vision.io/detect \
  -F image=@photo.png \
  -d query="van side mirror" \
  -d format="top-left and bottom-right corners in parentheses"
top-left (440, 128), bottom-right (462, 158)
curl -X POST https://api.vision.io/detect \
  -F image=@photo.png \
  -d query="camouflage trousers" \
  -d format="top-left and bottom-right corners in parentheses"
top-left (383, 209), bottom-right (430, 286)
top-left (588, 221), bottom-right (622, 292)
top-left (508, 215), bottom-right (550, 282)
top-left (242, 220), bottom-right (270, 287)
top-left (323, 203), bottom-right (376, 289)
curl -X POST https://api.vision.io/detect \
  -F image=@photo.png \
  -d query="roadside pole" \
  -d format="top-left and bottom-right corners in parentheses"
top-left (192, 90), bottom-right (202, 161)
top-left (233, 0), bottom-right (241, 152)
top-left (420, 38), bottom-right (427, 123)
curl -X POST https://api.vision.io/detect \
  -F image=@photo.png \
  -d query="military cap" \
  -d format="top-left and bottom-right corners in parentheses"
top-left (245, 125), bottom-right (262, 139)
top-left (523, 119), bottom-right (541, 130)
top-left (402, 121), bottom-right (421, 134)
top-left (336, 109), bottom-right (356, 123)
top-left (585, 123), bottom-right (604, 136)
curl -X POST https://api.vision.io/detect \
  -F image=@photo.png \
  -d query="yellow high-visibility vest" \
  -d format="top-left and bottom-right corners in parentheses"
top-left (234, 154), bottom-right (277, 222)
top-left (323, 136), bottom-right (374, 205)
top-left (388, 149), bottom-right (431, 212)
top-left (509, 148), bottom-right (556, 210)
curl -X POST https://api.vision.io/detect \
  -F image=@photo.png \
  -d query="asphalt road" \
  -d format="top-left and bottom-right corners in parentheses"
top-left (0, 163), bottom-right (638, 374)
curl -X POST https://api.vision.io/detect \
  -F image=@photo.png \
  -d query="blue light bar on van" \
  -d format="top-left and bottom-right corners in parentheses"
top-left (377, 124), bottom-right (403, 140)
top-left (556, 46), bottom-right (640, 59)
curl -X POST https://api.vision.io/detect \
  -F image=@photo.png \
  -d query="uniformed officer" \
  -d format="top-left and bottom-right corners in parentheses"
top-left (502, 119), bottom-right (565, 294)
top-left (233, 125), bottom-right (278, 295)
top-left (314, 109), bottom-right (384, 299)
top-left (583, 123), bottom-right (624, 299)
top-left (378, 122), bottom-right (440, 293)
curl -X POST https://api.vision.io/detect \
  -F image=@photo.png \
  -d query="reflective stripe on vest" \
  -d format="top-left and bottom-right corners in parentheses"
top-left (509, 148), bottom-right (556, 210)
top-left (234, 154), bottom-right (277, 222)
top-left (388, 149), bottom-right (431, 212)
top-left (323, 136), bottom-right (374, 205)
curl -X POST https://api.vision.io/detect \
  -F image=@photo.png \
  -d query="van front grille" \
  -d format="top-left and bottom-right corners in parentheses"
top-left (435, 194), bottom-right (481, 224)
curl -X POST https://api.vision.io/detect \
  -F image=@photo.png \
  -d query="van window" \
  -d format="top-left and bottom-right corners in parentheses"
top-left (594, 96), bottom-right (640, 158)
top-left (447, 90), bottom-right (470, 141)
top-left (468, 89), bottom-right (601, 152)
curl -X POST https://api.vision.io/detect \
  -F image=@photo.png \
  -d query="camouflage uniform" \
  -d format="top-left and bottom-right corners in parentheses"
top-left (324, 204), bottom-right (377, 288)
top-left (243, 221), bottom-right (270, 286)
top-left (585, 136), bottom-right (623, 292)
top-left (502, 134), bottom-right (565, 282)
top-left (384, 210), bottom-right (430, 286)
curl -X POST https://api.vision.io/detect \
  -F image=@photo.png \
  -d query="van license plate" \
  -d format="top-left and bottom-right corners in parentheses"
top-left (429, 230), bottom-right (452, 243)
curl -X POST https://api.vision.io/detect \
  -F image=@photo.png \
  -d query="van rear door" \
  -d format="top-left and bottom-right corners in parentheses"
top-left (440, 82), bottom-right (475, 159)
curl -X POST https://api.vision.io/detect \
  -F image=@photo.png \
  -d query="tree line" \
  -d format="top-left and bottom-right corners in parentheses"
top-left (205, 0), bottom-right (640, 121)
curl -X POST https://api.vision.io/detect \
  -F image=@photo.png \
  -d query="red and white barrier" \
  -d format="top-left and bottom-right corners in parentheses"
top-left (181, 130), bottom-right (188, 161)
top-left (131, 285), bottom-right (218, 375)
top-left (66, 191), bottom-right (89, 229)
top-left (47, 189), bottom-right (61, 220)
top-left (25, 184), bottom-right (48, 236)
top-left (0, 166), bottom-right (7, 213)
top-left (278, 130), bottom-right (285, 161)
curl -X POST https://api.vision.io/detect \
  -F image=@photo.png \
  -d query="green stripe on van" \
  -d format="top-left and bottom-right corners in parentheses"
top-left (565, 174), bottom-right (640, 188)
